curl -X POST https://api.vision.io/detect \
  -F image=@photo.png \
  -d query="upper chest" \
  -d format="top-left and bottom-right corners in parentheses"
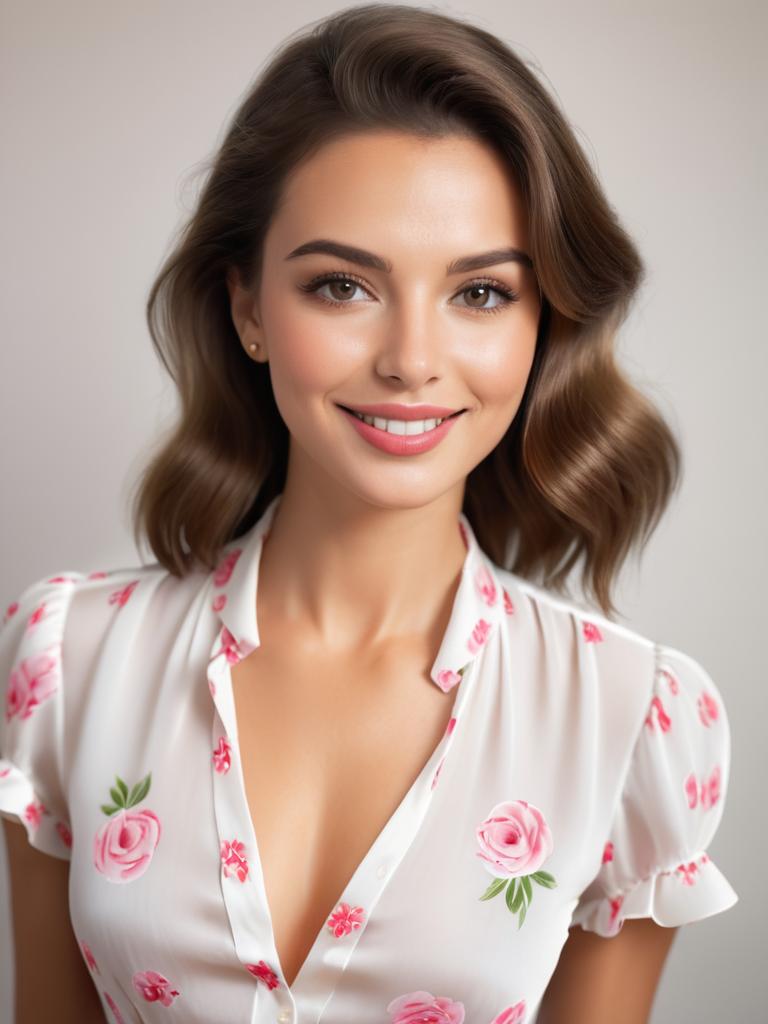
top-left (229, 637), bottom-right (458, 985)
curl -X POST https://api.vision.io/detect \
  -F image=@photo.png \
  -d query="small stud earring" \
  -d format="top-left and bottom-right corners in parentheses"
top-left (248, 343), bottom-right (258, 353)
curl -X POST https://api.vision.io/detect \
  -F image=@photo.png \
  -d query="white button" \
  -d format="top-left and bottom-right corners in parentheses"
top-left (277, 1010), bottom-right (291, 1023)
top-left (376, 863), bottom-right (387, 879)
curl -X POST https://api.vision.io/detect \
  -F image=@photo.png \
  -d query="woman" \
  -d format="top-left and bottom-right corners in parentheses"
top-left (1, 4), bottom-right (738, 1022)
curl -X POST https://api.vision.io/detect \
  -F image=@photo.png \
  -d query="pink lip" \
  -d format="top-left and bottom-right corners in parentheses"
top-left (338, 405), bottom-right (463, 455)
top-left (336, 401), bottom-right (462, 420)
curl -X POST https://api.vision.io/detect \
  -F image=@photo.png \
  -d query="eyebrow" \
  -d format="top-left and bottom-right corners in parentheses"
top-left (284, 238), bottom-right (534, 274)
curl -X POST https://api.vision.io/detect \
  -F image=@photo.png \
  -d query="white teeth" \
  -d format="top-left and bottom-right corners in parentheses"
top-left (351, 411), bottom-right (446, 434)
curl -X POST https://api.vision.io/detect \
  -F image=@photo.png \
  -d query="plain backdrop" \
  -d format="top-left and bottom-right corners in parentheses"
top-left (1, 1), bottom-right (765, 1021)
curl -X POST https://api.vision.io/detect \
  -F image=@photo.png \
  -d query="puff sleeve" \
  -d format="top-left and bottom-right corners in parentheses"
top-left (0, 572), bottom-right (82, 860)
top-left (571, 641), bottom-right (739, 936)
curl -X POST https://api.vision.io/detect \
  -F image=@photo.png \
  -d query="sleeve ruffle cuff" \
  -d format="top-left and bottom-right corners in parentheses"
top-left (0, 758), bottom-right (72, 860)
top-left (571, 850), bottom-right (738, 937)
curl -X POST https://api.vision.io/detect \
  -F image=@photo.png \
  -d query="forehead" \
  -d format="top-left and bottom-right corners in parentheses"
top-left (268, 130), bottom-right (530, 259)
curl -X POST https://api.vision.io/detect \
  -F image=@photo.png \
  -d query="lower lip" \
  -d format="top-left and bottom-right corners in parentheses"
top-left (337, 406), bottom-right (464, 455)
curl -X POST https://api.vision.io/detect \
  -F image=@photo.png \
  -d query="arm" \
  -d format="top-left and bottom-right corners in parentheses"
top-left (3, 817), bottom-right (105, 1022)
top-left (536, 919), bottom-right (678, 1024)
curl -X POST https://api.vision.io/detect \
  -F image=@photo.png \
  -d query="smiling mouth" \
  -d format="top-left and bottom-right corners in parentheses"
top-left (336, 404), bottom-right (465, 420)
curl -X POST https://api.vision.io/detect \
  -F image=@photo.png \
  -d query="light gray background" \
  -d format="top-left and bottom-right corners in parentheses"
top-left (1, 1), bottom-right (765, 1021)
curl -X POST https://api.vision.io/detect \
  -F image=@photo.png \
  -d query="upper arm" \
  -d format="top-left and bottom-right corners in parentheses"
top-left (3, 816), bottom-right (104, 1022)
top-left (536, 919), bottom-right (678, 1024)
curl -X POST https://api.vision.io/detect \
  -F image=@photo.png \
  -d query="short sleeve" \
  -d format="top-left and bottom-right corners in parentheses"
top-left (571, 641), bottom-right (739, 936)
top-left (0, 572), bottom-right (81, 860)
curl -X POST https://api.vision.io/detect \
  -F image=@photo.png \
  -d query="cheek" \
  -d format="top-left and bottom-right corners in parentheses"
top-left (463, 329), bottom-right (537, 413)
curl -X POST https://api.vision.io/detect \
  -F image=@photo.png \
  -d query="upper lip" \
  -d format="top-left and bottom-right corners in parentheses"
top-left (337, 402), bottom-right (464, 420)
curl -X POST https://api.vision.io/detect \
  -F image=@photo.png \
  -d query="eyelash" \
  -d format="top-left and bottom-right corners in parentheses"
top-left (298, 270), bottom-right (520, 315)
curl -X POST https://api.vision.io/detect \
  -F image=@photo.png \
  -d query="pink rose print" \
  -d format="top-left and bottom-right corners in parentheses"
top-left (644, 695), bottom-right (672, 733)
top-left (674, 861), bottom-right (700, 886)
top-left (685, 765), bottom-right (721, 810)
top-left (700, 765), bottom-right (721, 809)
top-left (431, 756), bottom-right (446, 790)
top-left (93, 772), bottom-right (161, 882)
top-left (132, 969), bottom-right (181, 1006)
top-left (659, 666), bottom-right (679, 695)
top-left (212, 593), bottom-right (227, 612)
top-left (608, 894), bottom-right (624, 932)
top-left (3, 600), bottom-right (19, 624)
top-left (491, 1002), bottom-right (526, 1024)
top-left (27, 601), bottom-right (48, 628)
top-left (212, 625), bottom-right (248, 665)
top-left (246, 960), bottom-right (281, 989)
top-left (6, 647), bottom-right (61, 721)
top-left (581, 621), bottom-right (603, 643)
top-left (56, 821), bottom-right (73, 848)
top-left (79, 938), bottom-right (99, 973)
top-left (212, 735), bottom-right (232, 774)
top-left (87, 571), bottom-right (109, 579)
top-left (327, 901), bottom-right (365, 937)
top-left (435, 667), bottom-right (463, 693)
top-left (24, 799), bottom-right (47, 828)
top-left (221, 838), bottom-right (249, 882)
top-left (387, 990), bottom-right (465, 1023)
top-left (213, 547), bottom-right (242, 587)
top-left (107, 580), bottom-right (139, 608)
top-left (475, 563), bottom-right (498, 606)
top-left (502, 588), bottom-right (515, 615)
top-left (476, 799), bottom-right (557, 930)
top-left (103, 991), bottom-right (126, 1024)
top-left (698, 690), bottom-right (719, 727)
top-left (602, 841), bottom-right (614, 864)
top-left (467, 618), bottom-right (492, 655)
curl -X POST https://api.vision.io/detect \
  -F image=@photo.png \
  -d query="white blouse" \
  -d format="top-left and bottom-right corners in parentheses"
top-left (1, 493), bottom-right (738, 1024)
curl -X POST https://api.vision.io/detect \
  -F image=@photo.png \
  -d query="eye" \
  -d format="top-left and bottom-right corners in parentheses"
top-left (298, 271), bottom-right (521, 315)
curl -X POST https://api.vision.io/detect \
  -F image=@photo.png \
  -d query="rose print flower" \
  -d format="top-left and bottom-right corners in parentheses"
top-left (387, 990), bottom-right (465, 1023)
top-left (476, 799), bottom-right (557, 930)
top-left (467, 618), bottom-right (492, 655)
top-left (212, 593), bottom-right (227, 612)
top-left (435, 667), bottom-right (463, 693)
top-left (27, 601), bottom-right (48, 628)
top-left (674, 861), bottom-right (700, 886)
top-left (246, 960), bottom-right (281, 989)
top-left (3, 600), bottom-right (19, 623)
top-left (213, 547), bottom-right (242, 587)
top-left (213, 625), bottom-right (247, 665)
top-left (79, 938), bottom-right (99, 973)
top-left (212, 735), bottom-right (232, 774)
top-left (103, 991), bottom-right (126, 1024)
top-left (698, 690), bottom-right (719, 727)
top-left (491, 1002), bottom-right (526, 1024)
top-left (221, 838), bottom-right (249, 882)
top-left (684, 765), bottom-right (721, 810)
top-left (659, 667), bottom-right (679, 695)
top-left (56, 820), bottom-right (73, 848)
top-left (93, 772), bottom-right (161, 882)
top-left (107, 581), bottom-right (139, 608)
top-left (644, 695), bottom-right (671, 733)
top-left (581, 621), bottom-right (603, 643)
top-left (6, 648), bottom-right (61, 721)
top-left (475, 563), bottom-right (498, 606)
top-left (602, 841), bottom-right (614, 864)
top-left (132, 969), bottom-right (181, 1006)
top-left (326, 901), bottom-right (365, 937)
top-left (431, 756), bottom-right (446, 789)
top-left (24, 799), bottom-right (47, 827)
top-left (502, 588), bottom-right (515, 615)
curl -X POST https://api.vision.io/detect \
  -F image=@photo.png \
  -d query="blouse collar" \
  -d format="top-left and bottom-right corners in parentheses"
top-left (208, 493), bottom-right (506, 693)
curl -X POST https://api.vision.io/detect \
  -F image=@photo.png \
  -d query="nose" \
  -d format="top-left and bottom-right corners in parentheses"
top-left (373, 295), bottom-right (448, 387)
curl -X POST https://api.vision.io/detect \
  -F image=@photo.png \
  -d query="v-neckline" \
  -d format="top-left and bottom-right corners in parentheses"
top-left (207, 628), bottom-right (480, 1014)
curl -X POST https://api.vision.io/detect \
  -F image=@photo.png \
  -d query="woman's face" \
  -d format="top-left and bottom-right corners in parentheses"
top-left (228, 129), bottom-right (541, 511)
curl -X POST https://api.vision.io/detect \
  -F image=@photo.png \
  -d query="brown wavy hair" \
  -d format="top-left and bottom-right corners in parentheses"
top-left (129, 2), bottom-right (682, 619)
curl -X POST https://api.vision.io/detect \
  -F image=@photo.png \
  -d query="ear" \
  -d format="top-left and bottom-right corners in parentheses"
top-left (226, 266), bottom-right (267, 360)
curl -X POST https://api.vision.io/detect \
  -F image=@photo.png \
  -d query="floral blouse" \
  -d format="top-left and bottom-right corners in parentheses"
top-left (0, 493), bottom-right (738, 1023)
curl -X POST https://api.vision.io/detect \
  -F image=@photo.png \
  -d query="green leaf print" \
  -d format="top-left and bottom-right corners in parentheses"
top-left (517, 895), bottom-right (528, 929)
top-left (479, 877), bottom-right (508, 901)
top-left (100, 772), bottom-right (153, 816)
top-left (531, 870), bottom-right (557, 889)
top-left (109, 786), bottom-right (126, 808)
top-left (508, 879), bottom-right (524, 914)
top-left (126, 772), bottom-right (152, 808)
top-left (521, 874), bottom-right (533, 903)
